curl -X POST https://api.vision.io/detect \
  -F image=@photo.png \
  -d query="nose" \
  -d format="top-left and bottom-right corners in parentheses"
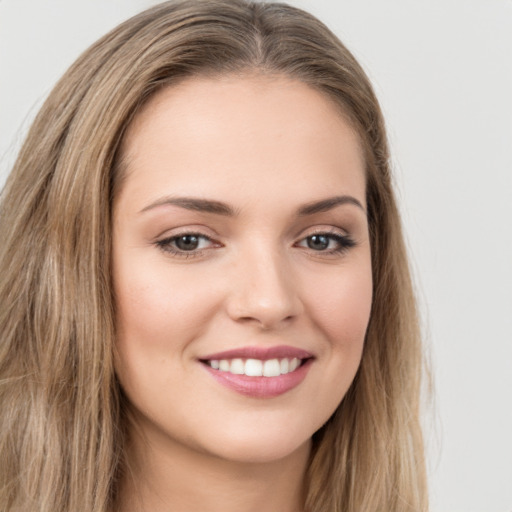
top-left (226, 247), bottom-right (303, 330)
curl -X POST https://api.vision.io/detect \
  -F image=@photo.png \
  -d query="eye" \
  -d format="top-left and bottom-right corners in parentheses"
top-left (155, 233), bottom-right (217, 256)
top-left (172, 234), bottom-right (207, 251)
top-left (296, 232), bottom-right (355, 254)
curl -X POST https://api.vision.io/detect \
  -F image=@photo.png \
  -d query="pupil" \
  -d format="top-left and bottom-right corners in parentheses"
top-left (176, 235), bottom-right (199, 251)
top-left (308, 235), bottom-right (329, 250)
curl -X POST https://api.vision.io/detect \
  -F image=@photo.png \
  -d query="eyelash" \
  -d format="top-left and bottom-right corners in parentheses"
top-left (155, 233), bottom-right (217, 259)
top-left (155, 230), bottom-right (356, 259)
top-left (295, 231), bottom-right (356, 255)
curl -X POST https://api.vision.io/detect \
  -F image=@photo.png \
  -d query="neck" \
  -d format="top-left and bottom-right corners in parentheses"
top-left (117, 423), bottom-right (311, 512)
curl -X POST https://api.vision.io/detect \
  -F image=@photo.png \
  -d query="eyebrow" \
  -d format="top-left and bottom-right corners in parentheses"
top-left (297, 195), bottom-right (366, 216)
top-left (140, 194), bottom-right (365, 216)
top-left (140, 196), bottom-right (236, 215)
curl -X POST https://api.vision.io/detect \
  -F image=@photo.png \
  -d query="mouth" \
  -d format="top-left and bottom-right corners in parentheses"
top-left (199, 346), bottom-right (314, 398)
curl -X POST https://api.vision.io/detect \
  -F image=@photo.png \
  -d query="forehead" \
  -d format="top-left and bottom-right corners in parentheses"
top-left (118, 74), bottom-right (366, 209)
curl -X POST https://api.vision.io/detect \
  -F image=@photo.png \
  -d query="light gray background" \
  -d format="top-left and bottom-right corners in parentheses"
top-left (1, 1), bottom-right (511, 511)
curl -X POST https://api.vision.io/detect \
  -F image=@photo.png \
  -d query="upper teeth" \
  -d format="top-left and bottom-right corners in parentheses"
top-left (207, 357), bottom-right (301, 377)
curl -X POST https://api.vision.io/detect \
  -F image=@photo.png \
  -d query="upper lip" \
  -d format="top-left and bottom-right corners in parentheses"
top-left (200, 345), bottom-right (314, 361)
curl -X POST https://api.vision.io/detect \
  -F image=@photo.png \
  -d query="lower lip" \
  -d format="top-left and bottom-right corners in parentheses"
top-left (201, 359), bottom-right (313, 398)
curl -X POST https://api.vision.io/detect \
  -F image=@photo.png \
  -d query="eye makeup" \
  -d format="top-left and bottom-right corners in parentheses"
top-left (154, 228), bottom-right (357, 260)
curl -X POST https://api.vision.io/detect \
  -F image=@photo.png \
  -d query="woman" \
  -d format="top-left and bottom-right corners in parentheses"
top-left (0, 1), bottom-right (428, 511)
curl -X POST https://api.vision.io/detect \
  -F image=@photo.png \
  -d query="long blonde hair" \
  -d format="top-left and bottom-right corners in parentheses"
top-left (0, 1), bottom-right (428, 510)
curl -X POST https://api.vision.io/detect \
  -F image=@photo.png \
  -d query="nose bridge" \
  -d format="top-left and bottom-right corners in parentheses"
top-left (227, 238), bottom-right (301, 328)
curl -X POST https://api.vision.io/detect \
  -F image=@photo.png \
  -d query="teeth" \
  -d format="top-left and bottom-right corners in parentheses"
top-left (245, 359), bottom-right (263, 376)
top-left (206, 357), bottom-right (304, 377)
top-left (289, 357), bottom-right (300, 372)
top-left (230, 358), bottom-right (245, 375)
top-left (263, 359), bottom-right (280, 377)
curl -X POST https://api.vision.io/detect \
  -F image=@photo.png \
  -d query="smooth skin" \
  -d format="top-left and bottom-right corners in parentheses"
top-left (113, 74), bottom-right (373, 512)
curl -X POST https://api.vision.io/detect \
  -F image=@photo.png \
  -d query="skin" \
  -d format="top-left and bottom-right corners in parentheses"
top-left (113, 74), bottom-right (373, 512)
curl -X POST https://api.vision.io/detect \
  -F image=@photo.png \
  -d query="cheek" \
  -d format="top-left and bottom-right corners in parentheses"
top-left (112, 258), bottom-right (220, 399)
top-left (308, 263), bottom-right (373, 350)
top-left (114, 259), bottom-right (216, 348)
top-left (294, 261), bottom-right (372, 433)
top-left (112, 262), bottom-right (223, 430)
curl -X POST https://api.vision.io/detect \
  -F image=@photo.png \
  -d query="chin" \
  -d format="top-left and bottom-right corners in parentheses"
top-left (208, 435), bottom-right (312, 465)
top-left (194, 416), bottom-right (315, 465)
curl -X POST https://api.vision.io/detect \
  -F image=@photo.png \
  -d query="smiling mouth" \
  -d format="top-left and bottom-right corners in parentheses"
top-left (199, 346), bottom-right (314, 397)
top-left (202, 357), bottom-right (307, 377)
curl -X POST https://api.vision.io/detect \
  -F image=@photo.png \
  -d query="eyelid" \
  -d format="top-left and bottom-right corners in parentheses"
top-left (293, 226), bottom-right (356, 255)
top-left (153, 225), bottom-right (356, 259)
top-left (155, 229), bottom-right (222, 258)
top-left (294, 225), bottom-right (349, 241)
top-left (152, 223), bottom-right (219, 241)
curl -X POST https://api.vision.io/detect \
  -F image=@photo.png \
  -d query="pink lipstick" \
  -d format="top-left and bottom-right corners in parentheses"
top-left (199, 345), bottom-right (314, 398)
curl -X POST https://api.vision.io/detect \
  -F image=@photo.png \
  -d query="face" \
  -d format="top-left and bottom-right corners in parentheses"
top-left (113, 74), bottom-right (372, 465)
